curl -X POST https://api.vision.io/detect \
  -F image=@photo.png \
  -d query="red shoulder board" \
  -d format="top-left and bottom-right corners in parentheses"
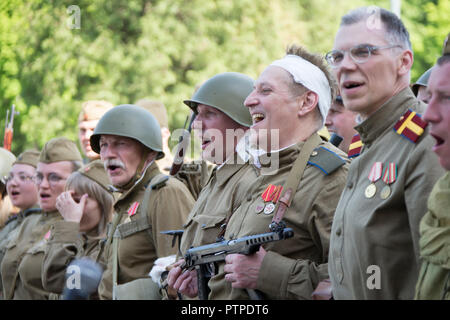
top-left (393, 109), bottom-right (427, 143)
top-left (347, 134), bottom-right (363, 158)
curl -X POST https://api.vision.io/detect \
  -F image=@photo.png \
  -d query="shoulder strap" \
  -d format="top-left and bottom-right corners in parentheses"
top-left (270, 133), bottom-right (322, 231)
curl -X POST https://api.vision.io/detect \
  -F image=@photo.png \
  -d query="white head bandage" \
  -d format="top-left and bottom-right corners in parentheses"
top-left (270, 54), bottom-right (331, 125)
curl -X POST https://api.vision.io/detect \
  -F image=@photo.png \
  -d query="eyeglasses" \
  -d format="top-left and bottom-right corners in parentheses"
top-left (325, 44), bottom-right (402, 67)
top-left (34, 172), bottom-right (67, 188)
top-left (4, 173), bottom-right (34, 184)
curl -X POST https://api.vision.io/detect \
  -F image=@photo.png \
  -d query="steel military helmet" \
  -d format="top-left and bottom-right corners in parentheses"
top-left (412, 67), bottom-right (433, 96)
top-left (183, 72), bottom-right (253, 127)
top-left (90, 104), bottom-right (164, 160)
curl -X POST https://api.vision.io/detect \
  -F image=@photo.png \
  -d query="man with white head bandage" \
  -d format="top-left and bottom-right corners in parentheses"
top-left (203, 45), bottom-right (350, 300)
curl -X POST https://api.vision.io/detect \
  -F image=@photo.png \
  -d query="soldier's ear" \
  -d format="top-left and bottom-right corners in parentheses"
top-left (397, 49), bottom-right (413, 76)
top-left (297, 91), bottom-right (319, 117)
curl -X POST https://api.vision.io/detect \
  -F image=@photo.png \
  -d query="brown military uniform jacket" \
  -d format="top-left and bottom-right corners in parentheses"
top-left (329, 88), bottom-right (445, 299)
top-left (41, 221), bottom-right (106, 296)
top-left (208, 137), bottom-right (349, 299)
top-left (0, 206), bottom-right (41, 299)
top-left (98, 162), bottom-right (194, 299)
top-left (180, 157), bottom-right (253, 256)
top-left (415, 171), bottom-right (450, 300)
top-left (1, 210), bottom-right (61, 299)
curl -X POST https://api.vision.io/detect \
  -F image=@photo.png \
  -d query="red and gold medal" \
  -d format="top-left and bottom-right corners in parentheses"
top-left (380, 162), bottom-right (397, 199)
top-left (365, 162), bottom-right (382, 198)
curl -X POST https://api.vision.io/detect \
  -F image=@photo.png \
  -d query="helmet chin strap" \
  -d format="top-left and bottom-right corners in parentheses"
top-left (118, 148), bottom-right (154, 191)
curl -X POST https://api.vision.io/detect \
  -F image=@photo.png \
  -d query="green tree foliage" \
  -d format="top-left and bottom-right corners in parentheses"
top-left (0, 0), bottom-right (448, 155)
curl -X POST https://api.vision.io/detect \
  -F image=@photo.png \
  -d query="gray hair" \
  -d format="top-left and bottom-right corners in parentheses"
top-left (341, 6), bottom-right (412, 51)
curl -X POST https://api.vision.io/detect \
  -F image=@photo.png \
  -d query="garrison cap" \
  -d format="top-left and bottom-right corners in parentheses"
top-left (0, 147), bottom-right (16, 178)
top-left (39, 137), bottom-right (83, 163)
top-left (78, 100), bottom-right (114, 123)
top-left (135, 99), bottom-right (169, 129)
top-left (79, 159), bottom-right (111, 192)
top-left (14, 149), bottom-right (40, 168)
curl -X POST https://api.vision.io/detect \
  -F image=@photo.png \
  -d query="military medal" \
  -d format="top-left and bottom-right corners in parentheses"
top-left (365, 162), bottom-right (382, 198)
top-left (380, 162), bottom-right (397, 199)
top-left (260, 184), bottom-right (283, 215)
top-left (254, 198), bottom-right (265, 214)
top-left (264, 203), bottom-right (276, 214)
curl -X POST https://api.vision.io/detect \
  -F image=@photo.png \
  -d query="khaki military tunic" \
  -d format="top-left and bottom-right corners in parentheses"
top-left (98, 162), bottom-right (195, 299)
top-left (180, 157), bottom-right (253, 256)
top-left (1, 210), bottom-right (61, 299)
top-left (208, 137), bottom-right (349, 299)
top-left (0, 206), bottom-right (41, 299)
top-left (329, 88), bottom-right (445, 300)
top-left (415, 171), bottom-right (450, 300)
top-left (41, 221), bottom-right (106, 296)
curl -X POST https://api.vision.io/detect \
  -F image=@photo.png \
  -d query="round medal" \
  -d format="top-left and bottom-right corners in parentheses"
top-left (255, 201), bottom-right (264, 214)
top-left (380, 185), bottom-right (391, 199)
top-left (264, 203), bottom-right (275, 215)
top-left (365, 183), bottom-right (377, 198)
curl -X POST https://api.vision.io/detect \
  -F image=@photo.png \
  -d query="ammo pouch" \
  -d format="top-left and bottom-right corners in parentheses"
top-left (112, 174), bottom-right (168, 300)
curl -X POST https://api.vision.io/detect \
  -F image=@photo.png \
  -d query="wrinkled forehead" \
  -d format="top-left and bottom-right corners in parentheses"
top-left (257, 65), bottom-right (292, 87)
top-left (334, 21), bottom-right (389, 50)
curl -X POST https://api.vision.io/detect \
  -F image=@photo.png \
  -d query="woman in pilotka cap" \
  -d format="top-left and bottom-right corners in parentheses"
top-left (1, 137), bottom-right (82, 299)
top-left (41, 159), bottom-right (114, 299)
top-left (0, 150), bottom-right (41, 298)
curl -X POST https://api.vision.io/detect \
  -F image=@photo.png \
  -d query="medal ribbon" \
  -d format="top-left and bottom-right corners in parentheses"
top-left (261, 184), bottom-right (283, 203)
top-left (382, 162), bottom-right (397, 185)
top-left (368, 162), bottom-right (383, 183)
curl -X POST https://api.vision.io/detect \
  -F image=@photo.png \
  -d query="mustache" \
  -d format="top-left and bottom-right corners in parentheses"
top-left (103, 159), bottom-right (126, 170)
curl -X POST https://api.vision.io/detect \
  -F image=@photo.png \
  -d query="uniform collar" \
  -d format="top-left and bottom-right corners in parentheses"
top-left (355, 87), bottom-right (417, 145)
top-left (214, 154), bottom-right (248, 187)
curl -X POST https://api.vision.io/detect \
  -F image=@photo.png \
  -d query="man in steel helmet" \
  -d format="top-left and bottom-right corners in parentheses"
top-left (91, 104), bottom-right (195, 300)
top-left (166, 72), bottom-right (256, 298)
top-left (411, 67), bottom-right (433, 104)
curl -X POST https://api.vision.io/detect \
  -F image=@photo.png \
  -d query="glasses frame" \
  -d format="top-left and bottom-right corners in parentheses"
top-left (4, 173), bottom-right (35, 185)
top-left (33, 172), bottom-right (68, 188)
top-left (325, 44), bottom-right (402, 67)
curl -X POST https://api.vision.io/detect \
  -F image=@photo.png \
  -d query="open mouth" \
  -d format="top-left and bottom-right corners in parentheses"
top-left (201, 137), bottom-right (212, 150)
top-left (342, 81), bottom-right (364, 91)
top-left (40, 193), bottom-right (51, 200)
top-left (11, 191), bottom-right (20, 196)
top-left (107, 165), bottom-right (122, 174)
top-left (251, 113), bottom-right (265, 124)
top-left (431, 133), bottom-right (444, 148)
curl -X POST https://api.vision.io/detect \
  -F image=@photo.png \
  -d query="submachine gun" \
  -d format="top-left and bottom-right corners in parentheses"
top-left (181, 227), bottom-right (294, 300)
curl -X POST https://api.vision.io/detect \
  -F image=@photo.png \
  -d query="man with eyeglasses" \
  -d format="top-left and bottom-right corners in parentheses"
top-left (325, 7), bottom-right (444, 299)
top-left (0, 149), bottom-right (41, 299)
top-left (1, 137), bottom-right (83, 299)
